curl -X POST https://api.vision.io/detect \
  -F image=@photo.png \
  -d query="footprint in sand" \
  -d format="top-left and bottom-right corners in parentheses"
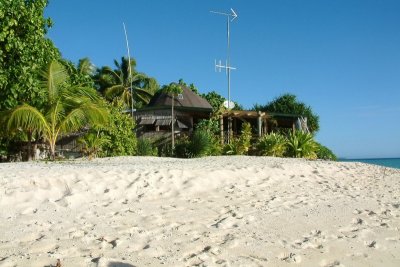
top-left (364, 240), bottom-right (377, 248)
top-left (278, 252), bottom-right (301, 263)
top-left (320, 259), bottom-right (344, 267)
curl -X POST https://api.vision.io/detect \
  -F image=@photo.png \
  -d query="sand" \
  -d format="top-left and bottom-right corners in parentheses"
top-left (0, 156), bottom-right (399, 267)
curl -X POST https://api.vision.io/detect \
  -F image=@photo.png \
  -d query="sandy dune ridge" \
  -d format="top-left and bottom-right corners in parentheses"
top-left (0, 156), bottom-right (399, 266)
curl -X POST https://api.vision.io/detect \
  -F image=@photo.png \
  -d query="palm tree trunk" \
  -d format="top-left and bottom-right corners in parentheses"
top-left (27, 130), bottom-right (33, 161)
top-left (171, 94), bottom-right (175, 151)
top-left (49, 140), bottom-right (56, 160)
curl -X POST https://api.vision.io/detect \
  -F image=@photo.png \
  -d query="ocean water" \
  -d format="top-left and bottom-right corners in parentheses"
top-left (342, 158), bottom-right (400, 169)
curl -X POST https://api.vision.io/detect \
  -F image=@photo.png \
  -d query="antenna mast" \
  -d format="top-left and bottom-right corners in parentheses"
top-left (123, 22), bottom-right (134, 118)
top-left (210, 8), bottom-right (238, 142)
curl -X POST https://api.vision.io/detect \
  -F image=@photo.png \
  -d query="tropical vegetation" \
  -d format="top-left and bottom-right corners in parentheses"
top-left (254, 94), bottom-right (320, 133)
top-left (0, 0), bottom-right (337, 162)
top-left (3, 60), bottom-right (108, 160)
top-left (256, 132), bottom-right (287, 157)
top-left (94, 57), bottom-right (158, 109)
top-left (0, 0), bottom-right (60, 111)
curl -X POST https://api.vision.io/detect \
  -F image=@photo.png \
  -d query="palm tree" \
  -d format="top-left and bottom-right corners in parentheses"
top-left (95, 57), bottom-right (158, 109)
top-left (161, 82), bottom-right (183, 150)
top-left (77, 57), bottom-right (96, 77)
top-left (5, 60), bottom-right (109, 160)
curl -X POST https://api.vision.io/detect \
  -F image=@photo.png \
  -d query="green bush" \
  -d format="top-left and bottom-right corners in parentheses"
top-left (256, 132), bottom-right (287, 157)
top-left (208, 135), bottom-right (223, 156)
top-left (196, 119), bottom-right (220, 135)
top-left (78, 131), bottom-right (110, 159)
top-left (136, 138), bottom-right (157, 156)
top-left (173, 135), bottom-right (191, 158)
top-left (98, 104), bottom-right (137, 157)
top-left (286, 131), bottom-right (318, 159)
top-left (223, 122), bottom-right (252, 155)
top-left (315, 142), bottom-right (337, 161)
top-left (223, 141), bottom-right (240, 155)
top-left (187, 130), bottom-right (213, 157)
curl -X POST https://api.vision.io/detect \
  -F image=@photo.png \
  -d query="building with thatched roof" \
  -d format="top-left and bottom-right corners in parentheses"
top-left (134, 85), bottom-right (213, 139)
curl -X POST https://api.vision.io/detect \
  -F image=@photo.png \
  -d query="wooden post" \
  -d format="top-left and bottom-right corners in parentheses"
top-left (264, 118), bottom-right (268, 134)
top-left (257, 111), bottom-right (262, 137)
top-left (220, 115), bottom-right (224, 144)
top-left (171, 94), bottom-right (175, 150)
top-left (228, 117), bottom-right (233, 143)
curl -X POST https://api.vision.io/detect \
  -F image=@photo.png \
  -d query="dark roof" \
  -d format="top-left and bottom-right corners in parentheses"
top-left (146, 85), bottom-right (213, 111)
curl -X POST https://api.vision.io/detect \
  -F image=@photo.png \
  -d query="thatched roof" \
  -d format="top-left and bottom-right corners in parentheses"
top-left (146, 85), bottom-right (212, 111)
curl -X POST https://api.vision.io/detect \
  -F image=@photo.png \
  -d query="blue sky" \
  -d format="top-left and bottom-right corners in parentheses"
top-left (45, 0), bottom-right (400, 159)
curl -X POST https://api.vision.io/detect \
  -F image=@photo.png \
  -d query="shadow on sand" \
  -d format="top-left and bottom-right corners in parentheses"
top-left (107, 263), bottom-right (136, 267)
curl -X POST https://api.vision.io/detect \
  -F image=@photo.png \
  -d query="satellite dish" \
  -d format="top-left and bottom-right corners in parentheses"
top-left (223, 100), bottom-right (235, 110)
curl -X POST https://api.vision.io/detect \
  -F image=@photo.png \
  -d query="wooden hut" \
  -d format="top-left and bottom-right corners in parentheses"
top-left (219, 110), bottom-right (307, 143)
top-left (134, 85), bottom-right (213, 139)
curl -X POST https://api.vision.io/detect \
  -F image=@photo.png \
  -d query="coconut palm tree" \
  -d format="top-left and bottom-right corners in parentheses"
top-left (95, 57), bottom-right (158, 109)
top-left (77, 57), bottom-right (96, 77)
top-left (161, 82), bottom-right (183, 150)
top-left (5, 60), bottom-right (108, 160)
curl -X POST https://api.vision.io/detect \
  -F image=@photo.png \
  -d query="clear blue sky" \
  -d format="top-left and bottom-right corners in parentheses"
top-left (45, 0), bottom-right (400, 159)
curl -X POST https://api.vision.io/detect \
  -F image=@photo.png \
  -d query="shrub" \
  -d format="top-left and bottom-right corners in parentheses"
top-left (187, 130), bottom-right (213, 157)
top-left (286, 131), bottom-right (318, 159)
top-left (208, 135), bottom-right (223, 156)
top-left (196, 119), bottom-right (220, 135)
top-left (78, 131), bottom-right (110, 160)
top-left (223, 122), bottom-right (252, 155)
top-left (174, 135), bottom-right (191, 158)
top-left (256, 132), bottom-right (287, 157)
top-left (136, 138), bottom-right (157, 156)
top-left (315, 142), bottom-right (337, 161)
top-left (98, 104), bottom-right (137, 157)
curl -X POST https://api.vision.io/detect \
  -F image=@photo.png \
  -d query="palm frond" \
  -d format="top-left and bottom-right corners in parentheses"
top-left (60, 108), bottom-right (87, 133)
top-left (40, 60), bottom-right (68, 103)
top-left (102, 66), bottom-right (121, 82)
top-left (46, 99), bottom-right (66, 129)
top-left (133, 87), bottom-right (154, 104)
top-left (60, 101), bottom-right (109, 133)
top-left (66, 86), bottom-right (103, 102)
top-left (104, 85), bottom-right (126, 100)
top-left (7, 104), bottom-right (49, 135)
top-left (78, 58), bottom-right (95, 76)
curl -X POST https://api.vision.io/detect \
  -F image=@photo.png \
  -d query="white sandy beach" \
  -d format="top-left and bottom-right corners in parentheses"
top-left (0, 156), bottom-right (399, 267)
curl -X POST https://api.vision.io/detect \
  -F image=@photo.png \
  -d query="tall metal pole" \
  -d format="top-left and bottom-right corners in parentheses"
top-left (211, 8), bottom-right (237, 143)
top-left (226, 17), bottom-right (232, 142)
top-left (123, 22), bottom-right (134, 118)
top-left (227, 16), bottom-right (231, 110)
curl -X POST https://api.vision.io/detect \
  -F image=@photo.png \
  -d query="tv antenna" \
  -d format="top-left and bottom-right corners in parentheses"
top-left (210, 8), bottom-right (238, 143)
top-left (210, 8), bottom-right (238, 110)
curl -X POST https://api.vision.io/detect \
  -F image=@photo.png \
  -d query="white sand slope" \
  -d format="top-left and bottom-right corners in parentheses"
top-left (0, 156), bottom-right (399, 267)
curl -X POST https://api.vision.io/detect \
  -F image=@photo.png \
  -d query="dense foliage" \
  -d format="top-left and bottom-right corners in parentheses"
top-left (94, 57), bottom-right (158, 109)
top-left (286, 131), bottom-right (318, 159)
top-left (256, 132), bottom-right (287, 157)
top-left (78, 130), bottom-right (110, 159)
top-left (254, 94), bottom-right (320, 133)
top-left (136, 138), bottom-right (158, 156)
top-left (174, 129), bottom-right (221, 158)
top-left (315, 142), bottom-right (338, 161)
top-left (223, 122), bottom-right (252, 155)
top-left (255, 131), bottom-right (337, 160)
top-left (0, 0), bottom-right (60, 110)
top-left (96, 104), bottom-right (137, 157)
top-left (4, 60), bottom-right (108, 159)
